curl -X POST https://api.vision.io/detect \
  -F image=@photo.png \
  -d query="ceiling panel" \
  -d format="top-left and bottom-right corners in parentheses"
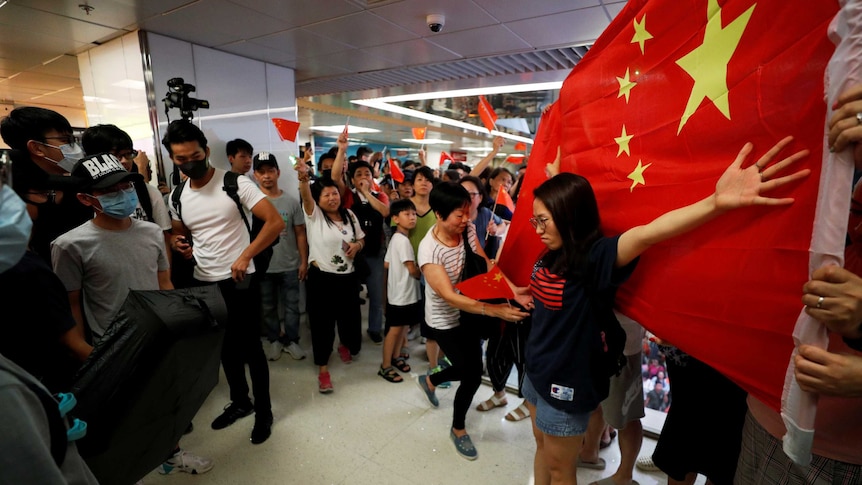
top-left (472, 0), bottom-right (602, 23)
top-left (371, 0), bottom-right (498, 37)
top-left (362, 39), bottom-right (460, 66)
top-left (426, 24), bottom-right (532, 57)
top-left (252, 28), bottom-right (353, 61)
top-left (139, 0), bottom-right (288, 47)
top-left (231, 0), bottom-right (362, 25)
top-left (307, 11), bottom-right (418, 49)
top-left (506, 7), bottom-right (612, 49)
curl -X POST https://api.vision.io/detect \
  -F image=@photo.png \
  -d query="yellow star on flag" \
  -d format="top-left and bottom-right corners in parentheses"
top-left (675, 0), bottom-right (756, 134)
top-left (627, 160), bottom-right (652, 192)
top-left (615, 125), bottom-right (633, 157)
top-left (631, 14), bottom-right (653, 54)
top-left (616, 67), bottom-right (637, 103)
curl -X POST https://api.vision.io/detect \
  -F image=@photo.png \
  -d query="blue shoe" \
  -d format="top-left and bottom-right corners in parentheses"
top-left (430, 365), bottom-right (451, 389)
top-left (450, 430), bottom-right (478, 460)
top-left (416, 375), bottom-right (438, 407)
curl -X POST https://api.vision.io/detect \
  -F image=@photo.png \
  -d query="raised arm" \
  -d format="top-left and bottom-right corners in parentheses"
top-left (470, 136), bottom-right (505, 177)
top-left (616, 136), bottom-right (810, 267)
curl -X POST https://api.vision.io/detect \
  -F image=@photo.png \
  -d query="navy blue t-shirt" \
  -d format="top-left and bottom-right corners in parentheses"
top-left (525, 236), bottom-right (638, 413)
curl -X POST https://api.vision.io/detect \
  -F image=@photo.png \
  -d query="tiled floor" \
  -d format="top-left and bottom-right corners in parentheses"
top-left (142, 311), bottom-right (679, 485)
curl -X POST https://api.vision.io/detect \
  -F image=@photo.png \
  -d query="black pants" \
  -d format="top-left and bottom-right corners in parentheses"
top-left (306, 266), bottom-right (362, 366)
top-left (198, 277), bottom-right (271, 419)
top-left (429, 323), bottom-right (483, 430)
top-left (486, 318), bottom-right (530, 396)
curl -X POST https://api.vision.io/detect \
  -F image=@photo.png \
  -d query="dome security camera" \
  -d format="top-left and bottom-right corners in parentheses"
top-left (427, 14), bottom-right (445, 33)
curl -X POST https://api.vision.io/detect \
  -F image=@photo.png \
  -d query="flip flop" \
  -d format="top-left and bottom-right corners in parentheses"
top-left (576, 457), bottom-right (606, 470)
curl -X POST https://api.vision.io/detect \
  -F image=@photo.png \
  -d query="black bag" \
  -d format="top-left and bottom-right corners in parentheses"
top-left (346, 211), bottom-right (371, 281)
top-left (458, 228), bottom-right (507, 339)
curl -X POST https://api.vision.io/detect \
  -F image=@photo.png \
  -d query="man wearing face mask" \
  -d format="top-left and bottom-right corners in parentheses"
top-left (0, 107), bottom-right (92, 265)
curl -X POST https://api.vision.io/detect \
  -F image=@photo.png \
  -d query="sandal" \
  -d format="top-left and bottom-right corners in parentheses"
top-left (393, 357), bottom-right (411, 373)
top-left (378, 366), bottom-right (403, 383)
top-left (476, 393), bottom-right (508, 411)
top-left (505, 402), bottom-right (530, 422)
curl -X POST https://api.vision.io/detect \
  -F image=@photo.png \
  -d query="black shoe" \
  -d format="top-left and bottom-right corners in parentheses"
top-left (184, 422), bottom-right (194, 435)
top-left (250, 415), bottom-right (273, 444)
top-left (367, 330), bottom-right (383, 344)
top-left (211, 401), bottom-right (254, 430)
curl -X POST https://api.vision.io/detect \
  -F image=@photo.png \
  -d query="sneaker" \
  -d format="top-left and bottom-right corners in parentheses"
top-left (250, 414), bottom-right (273, 444)
top-left (430, 365), bottom-right (451, 389)
top-left (158, 449), bottom-right (214, 475)
top-left (265, 340), bottom-right (283, 361)
top-left (450, 430), bottom-right (478, 461)
top-left (338, 344), bottom-right (352, 364)
top-left (318, 372), bottom-right (334, 393)
top-left (211, 401), bottom-right (253, 430)
top-left (416, 375), bottom-right (439, 407)
top-left (367, 330), bottom-right (383, 345)
top-left (636, 455), bottom-right (660, 472)
top-left (284, 341), bottom-right (306, 360)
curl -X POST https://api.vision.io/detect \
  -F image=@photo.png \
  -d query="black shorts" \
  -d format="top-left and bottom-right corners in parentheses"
top-left (385, 301), bottom-right (422, 328)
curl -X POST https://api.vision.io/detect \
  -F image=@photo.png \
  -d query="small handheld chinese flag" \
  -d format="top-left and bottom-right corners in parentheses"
top-left (495, 185), bottom-right (515, 213)
top-left (455, 265), bottom-right (514, 300)
top-left (412, 127), bottom-right (427, 140)
top-left (389, 158), bottom-right (405, 183)
top-left (271, 118), bottom-right (300, 142)
top-left (439, 151), bottom-right (454, 166)
top-left (478, 95), bottom-right (497, 133)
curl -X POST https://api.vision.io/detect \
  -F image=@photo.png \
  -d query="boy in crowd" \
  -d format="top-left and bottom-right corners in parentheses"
top-left (252, 152), bottom-right (309, 361)
top-left (379, 199), bottom-right (421, 383)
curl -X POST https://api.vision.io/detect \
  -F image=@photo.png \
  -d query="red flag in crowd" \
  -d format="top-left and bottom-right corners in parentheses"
top-left (455, 265), bottom-right (514, 300)
top-left (498, 0), bottom-right (838, 413)
top-left (271, 118), bottom-right (300, 142)
top-left (389, 158), bottom-right (405, 183)
top-left (439, 151), bottom-right (454, 166)
top-left (478, 95), bottom-right (497, 133)
top-left (495, 184), bottom-right (515, 213)
top-left (412, 127), bottom-right (427, 140)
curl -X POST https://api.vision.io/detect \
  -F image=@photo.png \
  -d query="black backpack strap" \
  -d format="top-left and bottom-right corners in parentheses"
top-left (222, 171), bottom-right (252, 234)
top-left (170, 178), bottom-right (187, 222)
top-left (135, 182), bottom-right (154, 223)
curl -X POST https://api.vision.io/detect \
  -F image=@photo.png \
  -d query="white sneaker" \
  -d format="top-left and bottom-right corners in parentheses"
top-left (158, 449), bottom-right (214, 475)
top-left (265, 340), bottom-right (283, 361)
top-left (284, 341), bottom-right (306, 360)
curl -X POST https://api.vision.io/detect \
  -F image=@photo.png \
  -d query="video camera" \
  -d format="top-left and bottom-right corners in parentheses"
top-left (162, 77), bottom-right (209, 121)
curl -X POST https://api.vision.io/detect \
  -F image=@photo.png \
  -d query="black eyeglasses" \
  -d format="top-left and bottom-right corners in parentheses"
top-left (529, 216), bottom-right (550, 230)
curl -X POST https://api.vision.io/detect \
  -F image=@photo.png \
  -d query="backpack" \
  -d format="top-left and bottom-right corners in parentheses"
top-left (171, 171), bottom-right (278, 273)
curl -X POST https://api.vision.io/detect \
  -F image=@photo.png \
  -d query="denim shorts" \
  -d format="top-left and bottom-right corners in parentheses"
top-left (522, 374), bottom-right (591, 437)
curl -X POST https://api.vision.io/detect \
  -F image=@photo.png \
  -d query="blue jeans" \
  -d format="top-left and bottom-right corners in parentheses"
top-left (260, 270), bottom-right (301, 344)
top-left (365, 253), bottom-right (384, 334)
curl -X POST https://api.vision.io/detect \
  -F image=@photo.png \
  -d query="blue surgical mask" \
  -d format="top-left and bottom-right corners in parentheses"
top-left (95, 186), bottom-right (138, 219)
top-left (0, 185), bottom-right (33, 272)
top-left (40, 141), bottom-right (86, 172)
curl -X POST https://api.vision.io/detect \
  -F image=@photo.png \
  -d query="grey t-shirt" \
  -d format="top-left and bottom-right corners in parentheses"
top-left (266, 191), bottom-right (305, 273)
top-left (51, 219), bottom-right (169, 338)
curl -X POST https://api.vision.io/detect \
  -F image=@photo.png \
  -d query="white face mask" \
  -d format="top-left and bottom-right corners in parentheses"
top-left (39, 141), bottom-right (86, 172)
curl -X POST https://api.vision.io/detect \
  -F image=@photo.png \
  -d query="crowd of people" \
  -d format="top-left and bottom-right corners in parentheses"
top-left (1, 73), bottom-right (861, 485)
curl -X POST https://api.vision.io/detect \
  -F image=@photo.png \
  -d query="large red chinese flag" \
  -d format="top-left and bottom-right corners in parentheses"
top-left (455, 265), bottom-right (515, 300)
top-left (478, 95), bottom-right (498, 133)
top-left (499, 0), bottom-right (839, 413)
top-left (271, 118), bottom-right (300, 142)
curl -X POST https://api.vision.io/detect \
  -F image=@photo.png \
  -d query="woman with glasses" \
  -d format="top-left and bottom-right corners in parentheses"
top-left (524, 138), bottom-right (809, 485)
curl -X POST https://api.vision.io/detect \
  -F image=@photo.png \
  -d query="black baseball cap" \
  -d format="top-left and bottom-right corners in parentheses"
top-left (253, 152), bottom-right (279, 170)
top-left (72, 153), bottom-right (142, 191)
